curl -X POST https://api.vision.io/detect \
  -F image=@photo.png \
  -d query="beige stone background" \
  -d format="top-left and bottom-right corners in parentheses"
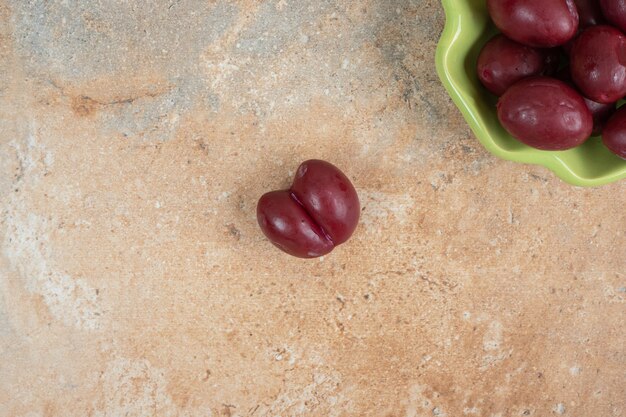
top-left (0, 0), bottom-right (624, 416)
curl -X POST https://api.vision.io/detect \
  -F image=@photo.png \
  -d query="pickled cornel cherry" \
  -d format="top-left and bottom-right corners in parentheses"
top-left (487, 0), bottom-right (579, 47)
top-left (497, 77), bottom-right (593, 150)
top-left (257, 160), bottom-right (360, 258)
top-left (477, 34), bottom-right (559, 96)
top-left (570, 25), bottom-right (626, 104)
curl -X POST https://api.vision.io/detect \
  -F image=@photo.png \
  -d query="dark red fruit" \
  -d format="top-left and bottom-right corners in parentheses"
top-left (602, 106), bottom-right (626, 158)
top-left (575, 0), bottom-right (606, 27)
top-left (487, 0), bottom-right (580, 47)
top-left (497, 77), bottom-right (593, 150)
top-left (570, 25), bottom-right (626, 104)
top-left (257, 160), bottom-right (360, 258)
top-left (600, 0), bottom-right (626, 33)
top-left (477, 34), bottom-right (560, 96)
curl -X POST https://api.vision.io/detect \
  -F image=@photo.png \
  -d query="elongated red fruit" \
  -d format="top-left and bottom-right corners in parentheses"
top-left (497, 77), bottom-right (593, 150)
top-left (487, 0), bottom-right (579, 47)
top-left (570, 25), bottom-right (626, 104)
top-left (477, 34), bottom-right (559, 96)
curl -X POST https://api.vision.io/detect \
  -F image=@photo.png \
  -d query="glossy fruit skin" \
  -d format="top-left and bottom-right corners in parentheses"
top-left (570, 25), bottom-right (626, 104)
top-left (602, 106), bottom-right (626, 158)
top-left (600, 0), bottom-right (626, 32)
top-left (487, 0), bottom-right (580, 47)
top-left (477, 34), bottom-right (559, 96)
top-left (575, 0), bottom-right (606, 27)
top-left (257, 160), bottom-right (359, 258)
top-left (257, 191), bottom-right (335, 258)
top-left (556, 67), bottom-right (617, 135)
top-left (290, 160), bottom-right (360, 246)
top-left (497, 77), bottom-right (593, 150)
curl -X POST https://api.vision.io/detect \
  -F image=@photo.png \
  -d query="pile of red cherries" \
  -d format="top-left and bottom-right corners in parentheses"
top-left (478, 0), bottom-right (626, 158)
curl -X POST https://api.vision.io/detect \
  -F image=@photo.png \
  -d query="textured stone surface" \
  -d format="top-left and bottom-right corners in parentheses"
top-left (0, 1), bottom-right (624, 416)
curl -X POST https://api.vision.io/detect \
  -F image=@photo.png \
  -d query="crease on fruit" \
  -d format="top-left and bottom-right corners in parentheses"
top-left (288, 191), bottom-right (335, 246)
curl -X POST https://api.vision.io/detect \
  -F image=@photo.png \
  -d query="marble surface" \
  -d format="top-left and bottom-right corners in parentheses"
top-left (1, 1), bottom-right (625, 416)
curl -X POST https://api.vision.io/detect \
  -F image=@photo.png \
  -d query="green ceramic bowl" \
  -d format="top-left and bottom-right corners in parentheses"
top-left (435, 0), bottom-right (626, 186)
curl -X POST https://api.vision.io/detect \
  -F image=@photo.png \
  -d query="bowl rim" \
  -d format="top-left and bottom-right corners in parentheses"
top-left (435, 0), bottom-right (626, 187)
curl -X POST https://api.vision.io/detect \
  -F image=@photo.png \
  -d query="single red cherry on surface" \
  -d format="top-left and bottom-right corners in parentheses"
top-left (257, 159), bottom-right (360, 258)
